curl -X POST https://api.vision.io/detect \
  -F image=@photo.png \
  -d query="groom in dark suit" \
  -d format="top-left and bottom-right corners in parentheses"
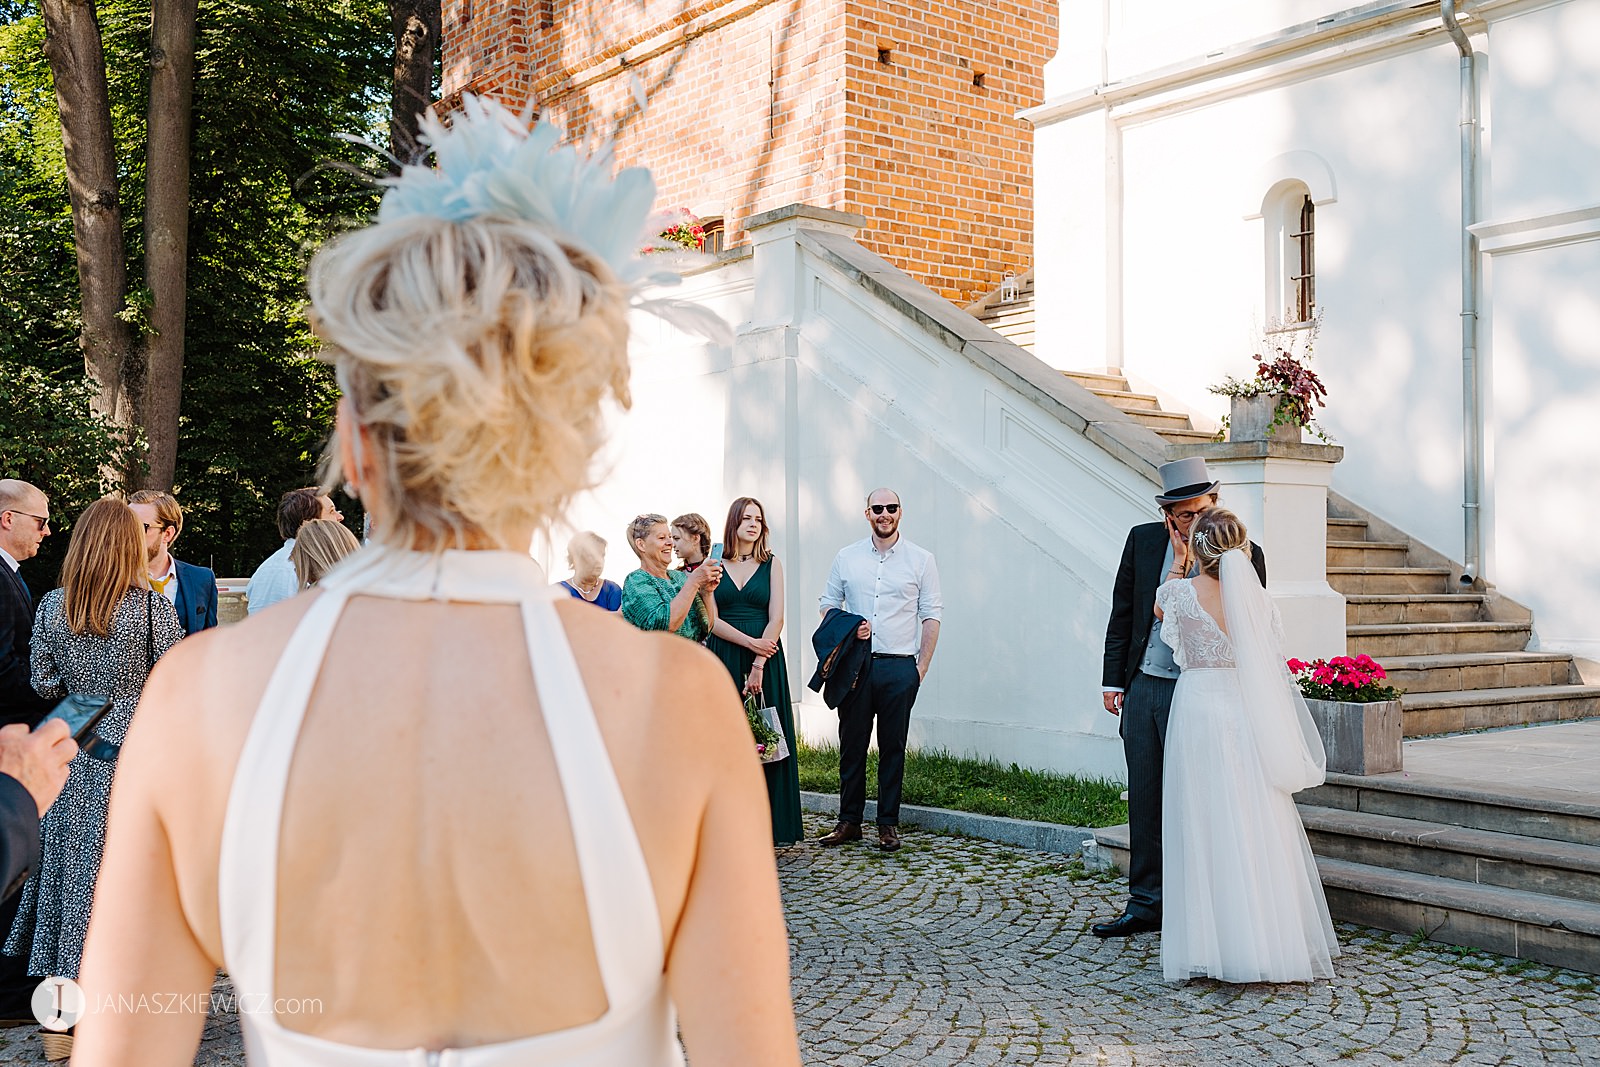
top-left (1093, 458), bottom-right (1267, 937)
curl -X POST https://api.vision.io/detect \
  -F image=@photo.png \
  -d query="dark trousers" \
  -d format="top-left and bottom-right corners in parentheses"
top-left (1121, 671), bottom-right (1177, 922)
top-left (0, 884), bottom-right (34, 1018)
top-left (837, 656), bottom-right (921, 827)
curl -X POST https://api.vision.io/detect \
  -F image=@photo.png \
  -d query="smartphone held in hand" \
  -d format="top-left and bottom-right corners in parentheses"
top-left (39, 694), bottom-right (114, 744)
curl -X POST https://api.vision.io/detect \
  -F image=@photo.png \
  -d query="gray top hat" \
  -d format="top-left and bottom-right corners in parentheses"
top-left (1155, 457), bottom-right (1221, 504)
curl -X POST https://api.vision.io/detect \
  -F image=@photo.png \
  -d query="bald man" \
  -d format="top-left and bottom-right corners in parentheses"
top-left (817, 489), bottom-right (943, 852)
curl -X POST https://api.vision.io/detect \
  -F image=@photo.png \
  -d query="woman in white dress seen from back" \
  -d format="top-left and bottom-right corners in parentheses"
top-left (1154, 508), bottom-right (1340, 984)
top-left (73, 98), bottom-right (801, 1067)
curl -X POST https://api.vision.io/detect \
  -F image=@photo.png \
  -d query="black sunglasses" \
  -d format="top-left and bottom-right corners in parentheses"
top-left (869, 504), bottom-right (900, 515)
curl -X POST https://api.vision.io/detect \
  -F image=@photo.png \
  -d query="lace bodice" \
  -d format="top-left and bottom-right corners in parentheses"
top-left (1156, 579), bottom-right (1235, 670)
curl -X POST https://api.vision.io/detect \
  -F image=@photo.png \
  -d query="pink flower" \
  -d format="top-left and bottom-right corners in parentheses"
top-left (1287, 658), bottom-right (1307, 672)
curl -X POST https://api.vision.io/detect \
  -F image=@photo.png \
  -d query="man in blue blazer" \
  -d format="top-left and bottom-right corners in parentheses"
top-left (129, 490), bottom-right (218, 636)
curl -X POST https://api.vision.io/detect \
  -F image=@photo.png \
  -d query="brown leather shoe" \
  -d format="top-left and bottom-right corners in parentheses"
top-left (878, 825), bottom-right (902, 852)
top-left (818, 821), bottom-right (862, 846)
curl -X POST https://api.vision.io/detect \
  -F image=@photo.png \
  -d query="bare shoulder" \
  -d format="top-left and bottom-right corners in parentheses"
top-left (555, 602), bottom-right (747, 764)
top-left (130, 596), bottom-right (319, 799)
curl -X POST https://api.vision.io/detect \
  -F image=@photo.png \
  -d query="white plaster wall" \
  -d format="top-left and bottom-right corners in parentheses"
top-left (1485, 239), bottom-right (1600, 660)
top-left (1113, 43), bottom-right (1470, 558)
top-left (1486, 3), bottom-right (1600, 221)
top-left (1033, 0), bottom-right (1600, 655)
top-left (553, 241), bottom-right (1165, 783)
top-left (1046, 0), bottom-right (1341, 95)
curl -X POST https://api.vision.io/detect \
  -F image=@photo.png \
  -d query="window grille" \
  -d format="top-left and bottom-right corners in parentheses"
top-left (1290, 195), bottom-right (1315, 322)
top-left (702, 219), bottom-right (726, 254)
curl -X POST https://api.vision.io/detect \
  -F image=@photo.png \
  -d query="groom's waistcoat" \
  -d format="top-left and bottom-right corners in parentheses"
top-left (1101, 522), bottom-right (1269, 692)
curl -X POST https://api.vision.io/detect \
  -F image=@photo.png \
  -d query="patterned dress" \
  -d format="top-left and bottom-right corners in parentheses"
top-left (5, 588), bottom-right (183, 978)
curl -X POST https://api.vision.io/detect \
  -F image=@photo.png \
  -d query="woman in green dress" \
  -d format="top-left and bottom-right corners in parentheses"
top-left (705, 497), bottom-right (804, 846)
top-left (620, 512), bottom-right (720, 640)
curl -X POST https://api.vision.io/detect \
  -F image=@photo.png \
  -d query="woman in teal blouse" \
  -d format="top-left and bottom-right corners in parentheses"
top-left (620, 512), bottom-right (721, 640)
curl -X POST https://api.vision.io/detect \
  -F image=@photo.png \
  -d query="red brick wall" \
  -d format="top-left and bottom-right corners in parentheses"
top-left (440, 0), bottom-right (1056, 305)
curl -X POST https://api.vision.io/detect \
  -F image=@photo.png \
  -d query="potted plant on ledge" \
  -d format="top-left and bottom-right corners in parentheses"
top-left (1288, 654), bottom-right (1405, 775)
top-left (1212, 313), bottom-right (1331, 444)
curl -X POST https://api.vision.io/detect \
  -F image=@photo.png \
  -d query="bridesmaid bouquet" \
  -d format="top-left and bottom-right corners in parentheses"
top-left (744, 694), bottom-right (789, 763)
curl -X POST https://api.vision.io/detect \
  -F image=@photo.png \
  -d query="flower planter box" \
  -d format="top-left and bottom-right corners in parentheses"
top-left (1305, 697), bottom-right (1403, 776)
top-left (1229, 394), bottom-right (1302, 444)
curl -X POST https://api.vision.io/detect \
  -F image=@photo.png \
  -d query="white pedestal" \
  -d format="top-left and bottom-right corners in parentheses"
top-left (1171, 440), bottom-right (1347, 660)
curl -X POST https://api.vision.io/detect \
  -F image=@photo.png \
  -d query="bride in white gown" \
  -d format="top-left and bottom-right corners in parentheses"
top-left (1154, 508), bottom-right (1340, 983)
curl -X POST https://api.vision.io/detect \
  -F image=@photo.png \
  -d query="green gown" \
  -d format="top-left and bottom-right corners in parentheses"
top-left (705, 558), bottom-right (804, 846)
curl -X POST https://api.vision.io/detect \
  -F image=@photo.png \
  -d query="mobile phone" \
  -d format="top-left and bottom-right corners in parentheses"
top-left (39, 694), bottom-right (114, 744)
top-left (709, 542), bottom-right (724, 562)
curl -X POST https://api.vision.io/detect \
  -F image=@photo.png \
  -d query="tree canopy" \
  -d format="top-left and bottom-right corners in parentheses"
top-left (0, 0), bottom-right (392, 581)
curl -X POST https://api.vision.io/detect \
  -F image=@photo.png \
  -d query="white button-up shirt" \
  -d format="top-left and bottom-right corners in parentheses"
top-left (820, 535), bottom-right (942, 656)
top-left (246, 538), bottom-right (298, 614)
top-left (151, 557), bottom-right (179, 607)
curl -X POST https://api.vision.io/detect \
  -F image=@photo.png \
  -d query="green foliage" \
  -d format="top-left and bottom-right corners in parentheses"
top-left (796, 742), bottom-right (1131, 828)
top-left (0, 0), bottom-right (391, 577)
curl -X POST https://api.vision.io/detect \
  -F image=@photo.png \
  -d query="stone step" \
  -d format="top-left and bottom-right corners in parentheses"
top-left (1061, 370), bottom-right (1130, 392)
top-left (977, 306), bottom-right (1037, 328)
top-left (1156, 427), bottom-right (1219, 444)
top-left (1089, 387), bottom-right (1161, 411)
top-left (1301, 771), bottom-right (1600, 847)
top-left (1344, 594), bottom-right (1488, 626)
top-left (1328, 540), bottom-right (1410, 567)
top-left (1124, 408), bottom-right (1194, 429)
top-left (1299, 805), bottom-right (1600, 904)
top-left (1317, 856), bottom-right (1600, 974)
top-left (1089, 822), bottom-right (1600, 973)
top-left (1381, 651), bottom-right (1576, 693)
top-left (992, 328), bottom-right (1035, 348)
top-left (1326, 517), bottom-right (1369, 539)
top-left (1328, 567), bottom-right (1454, 596)
top-left (1400, 685), bottom-right (1600, 736)
top-left (1347, 620), bottom-right (1530, 658)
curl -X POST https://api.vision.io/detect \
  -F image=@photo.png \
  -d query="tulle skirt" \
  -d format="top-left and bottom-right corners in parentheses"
top-left (1162, 668), bottom-right (1340, 983)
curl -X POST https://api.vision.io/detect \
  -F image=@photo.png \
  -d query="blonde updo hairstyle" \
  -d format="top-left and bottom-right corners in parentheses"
top-left (309, 214), bottom-right (633, 550)
top-left (1189, 508), bottom-right (1251, 578)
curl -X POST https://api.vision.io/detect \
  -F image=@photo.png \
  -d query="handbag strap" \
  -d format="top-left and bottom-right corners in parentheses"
top-left (146, 588), bottom-right (156, 670)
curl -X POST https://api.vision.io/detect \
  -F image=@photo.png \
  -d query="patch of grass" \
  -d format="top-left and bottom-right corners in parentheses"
top-left (796, 742), bottom-right (1129, 828)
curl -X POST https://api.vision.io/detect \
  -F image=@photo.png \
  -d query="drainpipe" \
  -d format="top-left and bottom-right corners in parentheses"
top-left (1442, 0), bottom-right (1483, 587)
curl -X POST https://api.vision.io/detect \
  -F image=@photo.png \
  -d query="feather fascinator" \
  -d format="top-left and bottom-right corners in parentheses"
top-left (379, 95), bottom-right (729, 342)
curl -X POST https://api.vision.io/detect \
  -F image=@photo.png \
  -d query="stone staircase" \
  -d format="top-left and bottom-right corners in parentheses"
top-left (966, 269), bottom-right (1037, 349)
top-left (1325, 512), bottom-right (1600, 735)
top-left (1298, 773), bottom-right (1600, 973)
top-left (1059, 369), bottom-right (1217, 446)
top-left (1092, 775), bottom-right (1600, 973)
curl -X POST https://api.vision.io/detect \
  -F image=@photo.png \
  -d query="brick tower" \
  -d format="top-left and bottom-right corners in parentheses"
top-left (440, 1), bottom-right (1058, 304)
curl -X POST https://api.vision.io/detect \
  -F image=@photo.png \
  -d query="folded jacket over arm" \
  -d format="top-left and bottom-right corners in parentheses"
top-left (808, 608), bottom-right (871, 710)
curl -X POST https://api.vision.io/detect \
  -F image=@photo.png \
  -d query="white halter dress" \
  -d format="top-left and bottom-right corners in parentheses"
top-left (218, 547), bottom-right (686, 1066)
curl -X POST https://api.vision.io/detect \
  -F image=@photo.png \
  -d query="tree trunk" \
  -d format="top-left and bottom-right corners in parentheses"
top-left (389, 0), bottom-right (440, 166)
top-left (141, 0), bottom-right (199, 490)
top-left (39, 0), bottom-right (135, 438)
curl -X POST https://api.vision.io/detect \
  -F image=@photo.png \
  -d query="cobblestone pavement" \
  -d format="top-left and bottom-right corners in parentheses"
top-left (2, 813), bottom-right (1596, 1065)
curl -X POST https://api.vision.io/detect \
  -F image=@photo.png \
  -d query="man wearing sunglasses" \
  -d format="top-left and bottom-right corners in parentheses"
top-left (817, 488), bottom-right (943, 852)
top-left (1093, 458), bottom-right (1266, 938)
top-left (0, 481), bottom-right (55, 729)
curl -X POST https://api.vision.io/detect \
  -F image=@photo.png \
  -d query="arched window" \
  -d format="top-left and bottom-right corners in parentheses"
top-left (701, 218), bottom-right (726, 254)
top-left (1262, 180), bottom-right (1316, 326)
